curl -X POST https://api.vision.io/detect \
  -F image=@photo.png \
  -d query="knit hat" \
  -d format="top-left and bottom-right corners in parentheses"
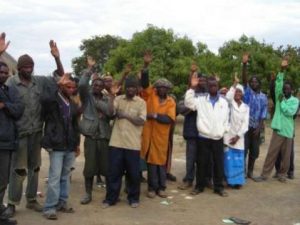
top-left (125, 76), bottom-right (139, 88)
top-left (235, 84), bottom-right (244, 94)
top-left (17, 54), bottom-right (34, 69)
top-left (154, 78), bottom-right (173, 89)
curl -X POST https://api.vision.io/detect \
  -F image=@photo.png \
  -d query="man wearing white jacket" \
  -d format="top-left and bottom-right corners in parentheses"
top-left (184, 75), bottom-right (229, 197)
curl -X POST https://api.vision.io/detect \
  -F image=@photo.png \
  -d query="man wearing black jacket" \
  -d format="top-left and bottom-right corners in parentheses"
top-left (0, 61), bottom-right (24, 225)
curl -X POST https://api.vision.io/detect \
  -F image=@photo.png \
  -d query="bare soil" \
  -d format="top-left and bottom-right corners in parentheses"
top-left (12, 120), bottom-right (300, 225)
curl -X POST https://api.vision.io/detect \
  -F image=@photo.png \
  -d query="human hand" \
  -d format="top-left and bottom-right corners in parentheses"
top-left (229, 136), bottom-right (240, 145)
top-left (0, 32), bottom-right (10, 55)
top-left (0, 102), bottom-right (4, 109)
top-left (281, 57), bottom-right (288, 69)
top-left (49, 40), bottom-right (60, 58)
top-left (190, 73), bottom-right (199, 89)
top-left (190, 62), bottom-right (198, 73)
top-left (87, 56), bottom-right (96, 69)
top-left (143, 51), bottom-right (152, 65)
top-left (242, 53), bottom-right (249, 64)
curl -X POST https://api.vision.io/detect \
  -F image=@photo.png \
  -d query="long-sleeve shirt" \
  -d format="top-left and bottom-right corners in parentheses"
top-left (184, 89), bottom-right (229, 140)
top-left (223, 86), bottom-right (249, 150)
top-left (271, 72), bottom-right (299, 138)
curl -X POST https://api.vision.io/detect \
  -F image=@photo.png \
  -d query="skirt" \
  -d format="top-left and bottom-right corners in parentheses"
top-left (224, 147), bottom-right (245, 185)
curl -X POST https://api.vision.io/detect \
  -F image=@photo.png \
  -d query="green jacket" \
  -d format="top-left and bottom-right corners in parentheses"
top-left (271, 72), bottom-right (299, 138)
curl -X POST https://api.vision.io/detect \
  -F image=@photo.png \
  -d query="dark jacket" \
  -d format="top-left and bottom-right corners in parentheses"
top-left (0, 85), bottom-right (24, 150)
top-left (41, 91), bottom-right (80, 151)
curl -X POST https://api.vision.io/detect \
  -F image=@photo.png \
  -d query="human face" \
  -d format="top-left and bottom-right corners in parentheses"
top-left (125, 86), bottom-right (137, 98)
top-left (234, 89), bottom-right (243, 102)
top-left (0, 66), bottom-right (9, 84)
top-left (92, 80), bottom-right (104, 95)
top-left (283, 83), bottom-right (292, 98)
top-left (156, 86), bottom-right (169, 98)
top-left (197, 77), bottom-right (207, 91)
top-left (208, 80), bottom-right (218, 96)
top-left (19, 65), bottom-right (33, 79)
top-left (104, 79), bottom-right (113, 90)
top-left (61, 84), bottom-right (76, 97)
top-left (249, 77), bottom-right (259, 91)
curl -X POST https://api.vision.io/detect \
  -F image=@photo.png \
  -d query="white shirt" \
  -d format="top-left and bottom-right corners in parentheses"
top-left (184, 89), bottom-right (229, 140)
top-left (223, 86), bottom-right (249, 150)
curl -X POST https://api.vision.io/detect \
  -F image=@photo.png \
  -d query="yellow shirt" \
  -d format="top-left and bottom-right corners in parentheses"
top-left (109, 95), bottom-right (146, 150)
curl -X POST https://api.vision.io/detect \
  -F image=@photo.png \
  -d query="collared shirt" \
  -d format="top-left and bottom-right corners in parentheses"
top-left (109, 95), bottom-right (146, 151)
top-left (209, 94), bottom-right (219, 107)
top-left (6, 74), bottom-right (57, 136)
top-left (243, 85), bottom-right (268, 128)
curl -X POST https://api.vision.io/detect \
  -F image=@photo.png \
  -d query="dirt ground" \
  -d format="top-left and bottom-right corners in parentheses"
top-left (12, 119), bottom-right (300, 225)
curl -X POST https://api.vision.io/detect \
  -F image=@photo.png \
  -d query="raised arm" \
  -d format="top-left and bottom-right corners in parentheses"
top-left (0, 32), bottom-right (10, 56)
top-left (184, 73), bottom-right (199, 111)
top-left (241, 53), bottom-right (249, 87)
top-left (140, 51), bottom-right (152, 89)
top-left (49, 40), bottom-right (64, 76)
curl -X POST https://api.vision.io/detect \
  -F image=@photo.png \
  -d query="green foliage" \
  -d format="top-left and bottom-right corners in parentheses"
top-left (72, 27), bottom-right (300, 97)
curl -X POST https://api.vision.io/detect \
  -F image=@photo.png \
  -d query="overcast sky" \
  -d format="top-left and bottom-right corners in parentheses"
top-left (1, 0), bottom-right (299, 75)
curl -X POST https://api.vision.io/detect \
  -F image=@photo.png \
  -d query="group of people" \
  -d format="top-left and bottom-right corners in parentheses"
top-left (0, 32), bottom-right (298, 224)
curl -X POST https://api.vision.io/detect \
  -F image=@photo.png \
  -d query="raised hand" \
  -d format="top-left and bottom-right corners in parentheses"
top-left (190, 72), bottom-right (199, 89)
top-left (234, 72), bottom-right (240, 85)
top-left (110, 82), bottom-right (121, 95)
top-left (190, 62), bottom-right (198, 73)
top-left (0, 32), bottom-right (10, 55)
top-left (87, 56), bottom-right (96, 69)
top-left (143, 51), bottom-right (152, 66)
top-left (281, 57), bottom-right (288, 69)
top-left (49, 40), bottom-right (60, 58)
top-left (242, 53), bottom-right (249, 64)
top-left (124, 63), bottom-right (132, 75)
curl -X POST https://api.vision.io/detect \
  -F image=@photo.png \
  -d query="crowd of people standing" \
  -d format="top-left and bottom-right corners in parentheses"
top-left (0, 32), bottom-right (298, 224)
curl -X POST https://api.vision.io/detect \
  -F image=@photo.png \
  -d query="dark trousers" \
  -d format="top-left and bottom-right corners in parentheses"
top-left (196, 138), bottom-right (224, 192)
top-left (147, 164), bottom-right (166, 192)
top-left (244, 127), bottom-right (260, 172)
top-left (275, 139), bottom-right (294, 176)
top-left (183, 139), bottom-right (197, 183)
top-left (104, 147), bottom-right (140, 205)
top-left (0, 151), bottom-right (12, 206)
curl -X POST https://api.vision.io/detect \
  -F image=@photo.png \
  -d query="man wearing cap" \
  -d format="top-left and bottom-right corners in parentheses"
top-left (103, 76), bottom-right (146, 208)
top-left (1, 35), bottom-right (64, 217)
top-left (41, 74), bottom-right (80, 220)
top-left (140, 53), bottom-right (176, 198)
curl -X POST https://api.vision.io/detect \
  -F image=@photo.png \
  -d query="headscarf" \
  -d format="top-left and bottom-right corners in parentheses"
top-left (153, 78), bottom-right (173, 89)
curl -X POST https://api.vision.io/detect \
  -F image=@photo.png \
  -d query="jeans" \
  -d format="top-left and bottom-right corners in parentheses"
top-left (44, 150), bottom-right (75, 212)
top-left (8, 132), bottom-right (42, 205)
top-left (147, 164), bottom-right (167, 192)
top-left (183, 139), bottom-right (197, 183)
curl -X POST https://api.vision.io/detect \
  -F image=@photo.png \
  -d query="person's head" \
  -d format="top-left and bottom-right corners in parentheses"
top-left (249, 75), bottom-right (261, 92)
top-left (92, 78), bottom-right (104, 96)
top-left (57, 74), bottom-right (76, 98)
top-left (207, 76), bottom-right (219, 96)
top-left (234, 84), bottom-right (244, 102)
top-left (0, 61), bottom-right (9, 85)
top-left (17, 54), bottom-right (34, 79)
top-left (283, 81), bottom-right (293, 98)
top-left (125, 76), bottom-right (139, 98)
top-left (154, 78), bottom-right (173, 99)
top-left (102, 74), bottom-right (113, 90)
top-left (197, 74), bottom-right (207, 92)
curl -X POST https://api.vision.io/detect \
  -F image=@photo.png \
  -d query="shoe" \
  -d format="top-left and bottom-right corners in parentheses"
top-left (26, 200), bottom-right (43, 212)
top-left (166, 173), bottom-right (177, 182)
top-left (247, 171), bottom-right (253, 179)
top-left (278, 177), bottom-right (287, 183)
top-left (56, 202), bottom-right (74, 213)
top-left (178, 182), bottom-right (193, 190)
top-left (231, 185), bottom-right (242, 190)
top-left (147, 191), bottom-right (156, 198)
top-left (101, 203), bottom-right (110, 209)
top-left (80, 193), bottom-right (92, 205)
top-left (190, 188), bottom-right (204, 195)
top-left (140, 175), bottom-right (147, 183)
top-left (272, 173), bottom-right (279, 178)
top-left (157, 190), bottom-right (167, 198)
top-left (130, 202), bottom-right (139, 208)
top-left (287, 174), bottom-right (294, 180)
top-left (43, 211), bottom-right (57, 220)
top-left (0, 218), bottom-right (18, 225)
top-left (214, 190), bottom-right (228, 197)
top-left (1, 205), bottom-right (15, 218)
top-left (253, 176), bottom-right (267, 182)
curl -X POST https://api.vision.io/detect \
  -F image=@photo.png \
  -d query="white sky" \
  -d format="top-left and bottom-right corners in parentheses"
top-left (1, 0), bottom-right (300, 74)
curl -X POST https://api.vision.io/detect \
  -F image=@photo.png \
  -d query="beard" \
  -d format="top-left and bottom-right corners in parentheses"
top-left (19, 70), bottom-right (32, 79)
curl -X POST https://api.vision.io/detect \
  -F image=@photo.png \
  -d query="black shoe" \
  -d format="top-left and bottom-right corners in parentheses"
top-left (166, 173), bottom-right (177, 182)
top-left (214, 190), bottom-right (228, 197)
top-left (0, 218), bottom-right (18, 225)
top-left (1, 205), bottom-right (15, 219)
top-left (253, 176), bottom-right (267, 182)
top-left (80, 193), bottom-right (92, 205)
top-left (190, 188), bottom-right (204, 195)
top-left (287, 174), bottom-right (294, 180)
